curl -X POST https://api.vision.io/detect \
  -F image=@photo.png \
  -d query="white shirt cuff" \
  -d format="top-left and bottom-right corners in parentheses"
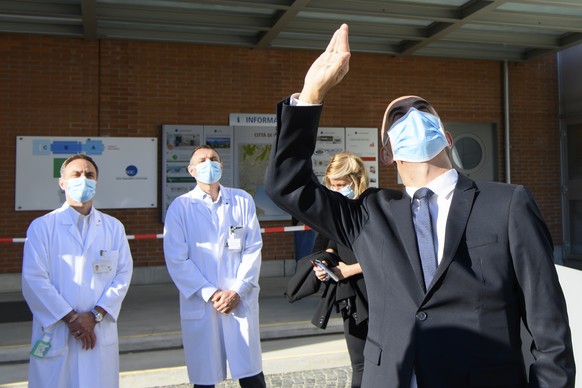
top-left (290, 93), bottom-right (322, 107)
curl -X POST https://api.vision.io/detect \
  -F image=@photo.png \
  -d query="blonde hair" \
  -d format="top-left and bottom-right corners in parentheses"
top-left (323, 152), bottom-right (369, 199)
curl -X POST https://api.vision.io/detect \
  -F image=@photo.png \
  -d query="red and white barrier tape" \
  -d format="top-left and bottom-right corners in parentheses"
top-left (0, 225), bottom-right (313, 243)
top-left (0, 237), bottom-right (26, 243)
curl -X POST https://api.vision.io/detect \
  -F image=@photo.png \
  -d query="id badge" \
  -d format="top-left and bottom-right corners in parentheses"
top-left (93, 260), bottom-right (112, 274)
top-left (228, 225), bottom-right (244, 252)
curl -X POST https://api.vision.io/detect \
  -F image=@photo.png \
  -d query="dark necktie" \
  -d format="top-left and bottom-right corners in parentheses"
top-left (414, 187), bottom-right (437, 290)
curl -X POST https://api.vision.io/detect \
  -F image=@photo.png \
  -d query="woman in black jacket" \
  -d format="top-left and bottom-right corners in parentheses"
top-left (315, 151), bottom-right (370, 388)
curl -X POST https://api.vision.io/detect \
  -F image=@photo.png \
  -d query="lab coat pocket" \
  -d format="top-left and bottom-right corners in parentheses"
top-left (94, 320), bottom-right (117, 346)
top-left (180, 295), bottom-right (205, 320)
top-left (93, 250), bottom-right (119, 275)
top-left (231, 298), bottom-right (251, 318)
top-left (227, 224), bottom-right (247, 252)
top-left (91, 250), bottom-right (119, 289)
top-left (32, 322), bottom-right (68, 359)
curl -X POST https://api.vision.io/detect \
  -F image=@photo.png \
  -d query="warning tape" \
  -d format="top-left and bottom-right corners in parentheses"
top-left (0, 237), bottom-right (26, 243)
top-left (0, 225), bottom-right (313, 243)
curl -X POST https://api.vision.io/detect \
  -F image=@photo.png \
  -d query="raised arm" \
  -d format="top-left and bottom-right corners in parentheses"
top-left (265, 23), bottom-right (366, 251)
top-left (299, 23), bottom-right (351, 104)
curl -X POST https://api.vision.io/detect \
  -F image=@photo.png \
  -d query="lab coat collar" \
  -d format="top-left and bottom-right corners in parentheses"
top-left (59, 202), bottom-right (102, 249)
top-left (191, 184), bottom-right (232, 204)
top-left (59, 202), bottom-right (96, 223)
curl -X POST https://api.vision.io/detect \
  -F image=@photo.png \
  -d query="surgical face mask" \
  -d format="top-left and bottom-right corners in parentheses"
top-left (386, 107), bottom-right (448, 162)
top-left (66, 177), bottom-right (96, 203)
top-left (337, 185), bottom-right (355, 199)
top-left (195, 159), bottom-right (222, 184)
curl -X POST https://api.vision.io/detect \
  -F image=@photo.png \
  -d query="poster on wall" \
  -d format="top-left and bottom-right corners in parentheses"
top-left (162, 125), bottom-right (202, 220)
top-left (162, 125), bottom-right (235, 222)
top-left (233, 126), bottom-right (288, 220)
top-left (161, 120), bottom-right (379, 222)
top-left (15, 136), bottom-right (157, 211)
top-left (346, 127), bottom-right (379, 188)
top-left (313, 127), bottom-right (345, 181)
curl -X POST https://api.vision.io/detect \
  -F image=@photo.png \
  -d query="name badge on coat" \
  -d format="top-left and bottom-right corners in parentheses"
top-left (94, 252), bottom-right (113, 273)
top-left (227, 225), bottom-right (244, 252)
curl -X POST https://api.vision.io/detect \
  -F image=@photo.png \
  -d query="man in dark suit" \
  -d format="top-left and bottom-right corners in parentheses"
top-left (264, 24), bottom-right (575, 387)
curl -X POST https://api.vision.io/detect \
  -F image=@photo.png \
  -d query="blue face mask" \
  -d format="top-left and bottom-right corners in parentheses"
top-left (66, 177), bottom-right (97, 203)
top-left (338, 185), bottom-right (355, 199)
top-left (195, 159), bottom-right (222, 184)
top-left (387, 107), bottom-right (448, 162)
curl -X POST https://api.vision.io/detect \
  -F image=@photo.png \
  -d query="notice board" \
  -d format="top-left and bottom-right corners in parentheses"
top-left (15, 136), bottom-right (158, 211)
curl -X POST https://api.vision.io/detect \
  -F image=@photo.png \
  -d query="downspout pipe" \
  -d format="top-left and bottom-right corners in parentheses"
top-left (503, 60), bottom-right (511, 184)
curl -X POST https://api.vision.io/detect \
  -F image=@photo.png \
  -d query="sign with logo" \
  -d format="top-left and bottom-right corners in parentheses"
top-left (229, 113), bottom-right (277, 127)
top-left (15, 136), bottom-right (158, 210)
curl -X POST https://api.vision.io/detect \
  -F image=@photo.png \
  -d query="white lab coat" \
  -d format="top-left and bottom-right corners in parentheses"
top-left (22, 203), bottom-right (133, 388)
top-left (163, 185), bottom-right (263, 385)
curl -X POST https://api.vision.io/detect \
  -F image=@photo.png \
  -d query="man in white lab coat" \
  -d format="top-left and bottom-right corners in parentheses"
top-left (22, 154), bottom-right (133, 388)
top-left (164, 145), bottom-right (265, 388)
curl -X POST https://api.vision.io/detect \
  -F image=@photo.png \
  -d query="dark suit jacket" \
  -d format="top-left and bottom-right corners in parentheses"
top-left (264, 98), bottom-right (575, 388)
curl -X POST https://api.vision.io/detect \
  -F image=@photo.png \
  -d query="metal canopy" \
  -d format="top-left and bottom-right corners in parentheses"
top-left (1, 0), bottom-right (582, 62)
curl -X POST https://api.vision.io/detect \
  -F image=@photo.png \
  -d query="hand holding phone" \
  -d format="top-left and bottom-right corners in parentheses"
top-left (311, 259), bottom-right (340, 282)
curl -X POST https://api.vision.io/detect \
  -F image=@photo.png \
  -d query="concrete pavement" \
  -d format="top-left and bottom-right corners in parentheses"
top-left (0, 276), bottom-right (350, 387)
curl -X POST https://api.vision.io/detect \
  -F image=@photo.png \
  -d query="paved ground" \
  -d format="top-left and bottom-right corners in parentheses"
top-left (0, 277), bottom-right (353, 388)
top-left (158, 366), bottom-right (353, 387)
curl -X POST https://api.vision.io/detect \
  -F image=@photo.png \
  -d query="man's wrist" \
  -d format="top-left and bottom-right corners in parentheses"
top-left (62, 309), bottom-right (76, 323)
top-left (91, 306), bottom-right (106, 323)
top-left (297, 90), bottom-right (324, 105)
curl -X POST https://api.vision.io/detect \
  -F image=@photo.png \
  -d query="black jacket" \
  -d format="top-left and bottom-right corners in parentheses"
top-left (286, 250), bottom-right (368, 330)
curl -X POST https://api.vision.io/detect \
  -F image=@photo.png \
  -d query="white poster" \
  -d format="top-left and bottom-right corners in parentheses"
top-left (233, 126), bottom-right (288, 220)
top-left (162, 125), bottom-right (203, 220)
top-left (313, 128), bottom-right (345, 181)
top-left (346, 127), bottom-right (379, 188)
top-left (15, 136), bottom-right (158, 211)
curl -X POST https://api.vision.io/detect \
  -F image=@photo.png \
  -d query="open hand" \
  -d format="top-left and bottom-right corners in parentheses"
top-left (299, 24), bottom-right (350, 104)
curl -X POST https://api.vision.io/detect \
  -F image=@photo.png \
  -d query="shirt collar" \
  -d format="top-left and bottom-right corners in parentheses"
top-left (62, 202), bottom-right (94, 222)
top-left (192, 184), bottom-right (223, 204)
top-left (405, 169), bottom-right (458, 201)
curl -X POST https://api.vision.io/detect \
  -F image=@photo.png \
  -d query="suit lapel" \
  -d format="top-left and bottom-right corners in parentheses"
top-left (429, 174), bottom-right (477, 291)
top-left (391, 192), bottom-right (426, 293)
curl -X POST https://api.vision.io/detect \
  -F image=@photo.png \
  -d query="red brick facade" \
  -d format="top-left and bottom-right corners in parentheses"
top-left (0, 34), bottom-right (560, 273)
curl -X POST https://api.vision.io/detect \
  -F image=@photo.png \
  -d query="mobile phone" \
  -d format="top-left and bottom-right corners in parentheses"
top-left (310, 259), bottom-right (339, 282)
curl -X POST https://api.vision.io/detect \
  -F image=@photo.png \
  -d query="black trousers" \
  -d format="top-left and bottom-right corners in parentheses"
top-left (193, 371), bottom-right (266, 388)
top-left (342, 312), bottom-right (368, 388)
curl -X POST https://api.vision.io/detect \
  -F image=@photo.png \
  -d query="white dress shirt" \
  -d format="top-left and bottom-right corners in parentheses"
top-left (406, 168), bottom-right (458, 265)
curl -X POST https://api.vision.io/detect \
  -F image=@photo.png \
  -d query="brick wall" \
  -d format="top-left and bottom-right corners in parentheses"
top-left (0, 33), bottom-right (561, 273)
